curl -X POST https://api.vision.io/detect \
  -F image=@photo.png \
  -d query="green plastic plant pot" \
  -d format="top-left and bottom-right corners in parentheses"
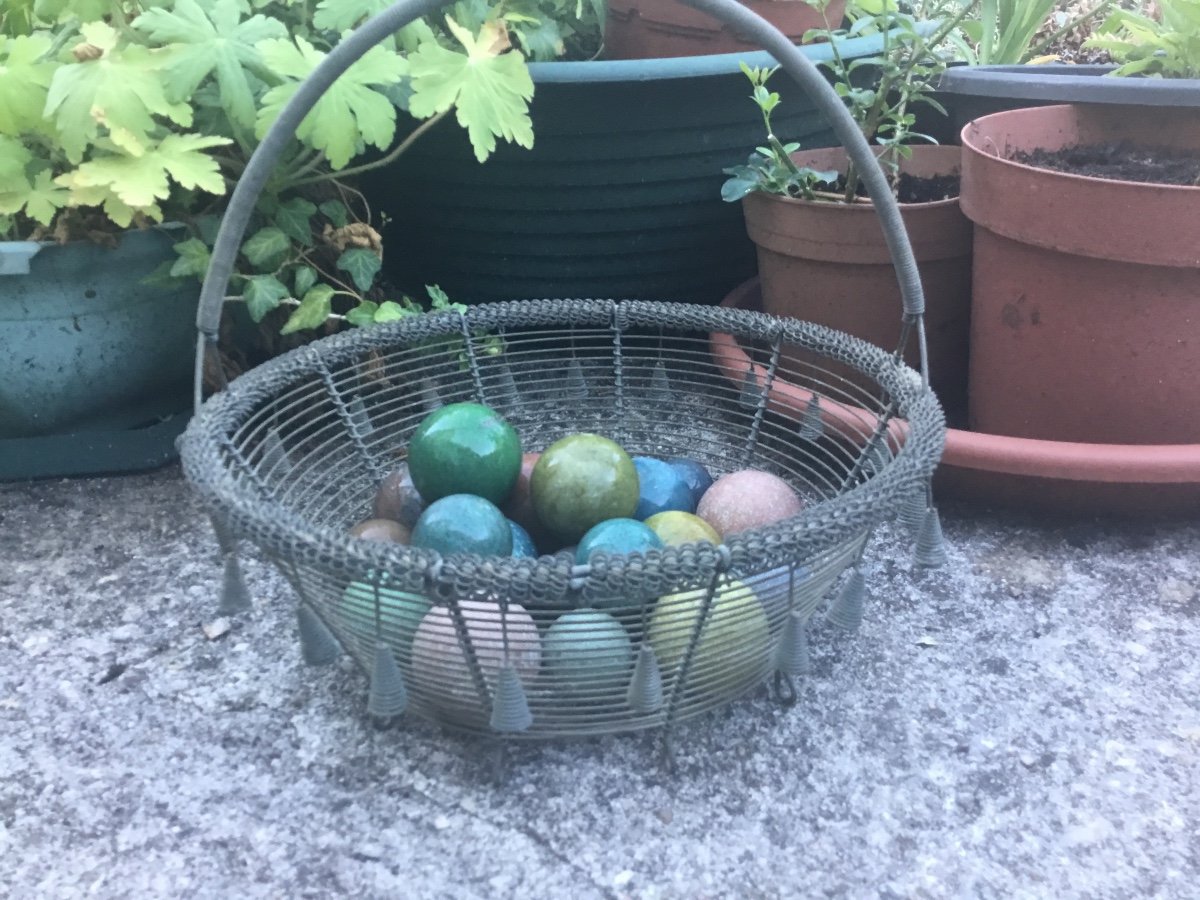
top-left (0, 228), bottom-right (196, 446)
top-left (365, 35), bottom-right (890, 305)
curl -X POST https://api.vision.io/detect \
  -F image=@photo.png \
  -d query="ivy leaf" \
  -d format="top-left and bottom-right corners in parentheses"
top-left (346, 300), bottom-right (379, 328)
top-left (133, 0), bottom-right (286, 131)
top-left (255, 36), bottom-right (407, 170)
top-left (408, 18), bottom-right (534, 163)
top-left (240, 225), bottom-right (289, 269)
top-left (45, 22), bottom-right (193, 161)
top-left (273, 196), bottom-right (317, 246)
top-left (0, 34), bottom-right (55, 136)
top-left (194, 213), bottom-right (222, 245)
top-left (57, 133), bottom-right (231, 210)
top-left (312, 0), bottom-right (389, 32)
top-left (243, 274), bottom-right (290, 322)
top-left (281, 284), bottom-right (334, 334)
top-left (337, 247), bottom-right (382, 293)
top-left (170, 237), bottom-right (211, 277)
top-left (374, 299), bottom-right (418, 322)
top-left (293, 264), bottom-right (317, 298)
top-left (319, 199), bottom-right (349, 227)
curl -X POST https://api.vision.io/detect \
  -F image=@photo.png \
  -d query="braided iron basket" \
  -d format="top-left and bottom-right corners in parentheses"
top-left (180, 0), bottom-right (948, 745)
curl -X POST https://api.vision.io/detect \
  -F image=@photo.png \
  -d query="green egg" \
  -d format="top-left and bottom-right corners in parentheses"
top-left (542, 608), bottom-right (634, 701)
top-left (340, 581), bottom-right (433, 660)
top-left (530, 433), bottom-right (639, 543)
top-left (407, 402), bottom-right (521, 505)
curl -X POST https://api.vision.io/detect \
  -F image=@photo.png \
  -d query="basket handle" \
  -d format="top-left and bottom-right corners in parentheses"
top-left (192, 0), bottom-right (930, 411)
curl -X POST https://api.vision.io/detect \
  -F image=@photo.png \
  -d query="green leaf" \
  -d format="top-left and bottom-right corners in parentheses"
top-left (133, 0), bottom-right (286, 131)
top-left (408, 18), bottom-right (534, 163)
top-left (13, 170), bottom-right (68, 225)
top-left (243, 274), bottom-right (290, 322)
top-left (346, 300), bottom-right (379, 328)
top-left (336, 247), bottom-right (382, 293)
top-left (293, 264), bottom-right (317, 298)
top-left (312, 0), bottom-right (389, 32)
top-left (240, 225), bottom-right (289, 269)
top-left (373, 299), bottom-right (418, 323)
top-left (0, 135), bottom-right (33, 205)
top-left (0, 34), bottom-right (54, 136)
top-left (194, 213), bottom-right (221, 245)
top-left (273, 196), bottom-right (317, 245)
top-left (170, 237), bottom-right (211, 277)
top-left (58, 133), bottom-right (231, 210)
top-left (44, 22), bottom-right (193, 161)
top-left (281, 284), bottom-right (334, 334)
top-left (255, 36), bottom-right (407, 169)
top-left (319, 199), bottom-right (349, 227)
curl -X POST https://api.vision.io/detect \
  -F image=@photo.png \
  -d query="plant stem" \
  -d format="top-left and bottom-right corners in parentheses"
top-left (286, 108), bottom-right (452, 189)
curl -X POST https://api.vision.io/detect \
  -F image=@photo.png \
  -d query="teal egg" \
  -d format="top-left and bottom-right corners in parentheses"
top-left (509, 519), bottom-right (537, 558)
top-left (407, 402), bottom-right (522, 505)
top-left (633, 456), bottom-right (694, 518)
top-left (530, 433), bottom-right (639, 542)
top-left (411, 494), bottom-right (513, 556)
top-left (576, 518), bottom-right (663, 564)
top-left (340, 581), bottom-right (433, 659)
top-left (542, 608), bottom-right (634, 701)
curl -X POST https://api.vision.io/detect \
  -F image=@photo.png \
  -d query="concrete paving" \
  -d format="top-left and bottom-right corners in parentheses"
top-left (2, 465), bottom-right (1198, 898)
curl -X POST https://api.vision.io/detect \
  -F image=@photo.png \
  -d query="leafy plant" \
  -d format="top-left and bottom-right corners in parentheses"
top-left (723, 0), bottom-right (973, 205)
top-left (0, 0), bottom-right (601, 341)
top-left (915, 0), bottom-right (1118, 65)
top-left (1086, 0), bottom-right (1200, 78)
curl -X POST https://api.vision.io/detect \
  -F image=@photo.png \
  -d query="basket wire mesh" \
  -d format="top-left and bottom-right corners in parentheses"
top-left (180, 0), bottom-right (949, 750)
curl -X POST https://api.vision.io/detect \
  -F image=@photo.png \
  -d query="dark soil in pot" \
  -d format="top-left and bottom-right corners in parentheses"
top-left (824, 171), bottom-right (960, 203)
top-left (1014, 143), bottom-right (1200, 186)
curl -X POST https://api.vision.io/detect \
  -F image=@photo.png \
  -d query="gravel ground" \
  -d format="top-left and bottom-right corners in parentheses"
top-left (2, 466), bottom-right (1198, 898)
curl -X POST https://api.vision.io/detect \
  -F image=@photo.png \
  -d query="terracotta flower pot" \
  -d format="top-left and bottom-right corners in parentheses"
top-left (960, 104), bottom-right (1200, 446)
top-left (606, 0), bottom-right (845, 60)
top-left (742, 144), bottom-right (972, 412)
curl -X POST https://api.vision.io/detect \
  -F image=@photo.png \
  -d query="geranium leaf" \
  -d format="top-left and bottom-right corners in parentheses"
top-left (273, 196), bottom-right (317, 245)
top-left (336, 247), bottom-right (382, 293)
top-left (312, 0), bottom-right (389, 32)
top-left (281, 284), bottom-right (334, 334)
top-left (255, 36), bottom-right (407, 170)
top-left (45, 22), bottom-right (193, 162)
top-left (243, 273), bottom-right (290, 322)
top-left (170, 237), bottom-right (211, 278)
top-left (241, 225), bottom-right (289, 269)
top-left (408, 18), bottom-right (534, 163)
top-left (0, 34), bottom-right (55, 136)
top-left (134, 0), bottom-right (286, 131)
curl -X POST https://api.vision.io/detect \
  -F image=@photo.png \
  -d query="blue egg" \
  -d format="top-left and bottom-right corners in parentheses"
top-left (632, 456), bottom-right (694, 519)
top-left (509, 519), bottom-right (538, 558)
top-left (667, 457), bottom-right (714, 508)
top-left (576, 517), bottom-right (663, 564)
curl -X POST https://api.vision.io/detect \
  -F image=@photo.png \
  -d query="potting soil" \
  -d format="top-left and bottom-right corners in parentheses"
top-left (1014, 143), bottom-right (1200, 186)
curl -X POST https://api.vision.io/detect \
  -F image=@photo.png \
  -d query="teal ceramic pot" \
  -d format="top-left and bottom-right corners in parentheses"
top-left (366, 35), bottom-right (888, 305)
top-left (0, 228), bottom-right (196, 440)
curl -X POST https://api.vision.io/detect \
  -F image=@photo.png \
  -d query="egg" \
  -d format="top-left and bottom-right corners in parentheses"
top-left (632, 456), bottom-right (694, 519)
top-left (410, 494), bottom-right (513, 557)
top-left (531, 433), bottom-right (639, 542)
top-left (407, 402), bottom-right (522, 505)
top-left (575, 518), bottom-right (663, 564)
top-left (541, 608), bottom-right (634, 702)
top-left (509, 519), bottom-right (538, 559)
top-left (372, 463), bottom-right (425, 528)
top-left (349, 518), bottom-right (410, 544)
top-left (696, 469), bottom-right (804, 536)
top-left (643, 510), bottom-right (721, 547)
top-left (339, 581), bottom-right (432, 660)
top-left (666, 457), bottom-right (714, 508)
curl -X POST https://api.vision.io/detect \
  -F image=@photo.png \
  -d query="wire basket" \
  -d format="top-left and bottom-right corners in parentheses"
top-left (179, 0), bottom-right (948, 749)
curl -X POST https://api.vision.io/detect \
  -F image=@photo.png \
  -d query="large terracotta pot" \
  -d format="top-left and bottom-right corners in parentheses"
top-left (742, 144), bottom-right (971, 412)
top-left (961, 104), bottom-right (1200, 445)
top-left (606, 0), bottom-right (845, 60)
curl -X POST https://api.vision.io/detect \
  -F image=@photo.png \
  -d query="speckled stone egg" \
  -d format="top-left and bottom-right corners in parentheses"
top-left (509, 520), bottom-right (538, 559)
top-left (575, 518), bottom-right (663, 564)
top-left (340, 581), bottom-right (432, 659)
top-left (644, 511), bottom-right (721, 547)
top-left (648, 578), bottom-right (769, 696)
top-left (410, 599), bottom-right (542, 712)
top-left (407, 402), bottom-right (521, 505)
top-left (666, 457), bottom-right (714, 508)
top-left (410, 494), bottom-right (513, 556)
top-left (541, 609), bottom-right (634, 701)
top-left (530, 434), bottom-right (639, 543)
top-left (696, 469), bottom-right (804, 536)
top-left (349, 518), bottom-right (411, 544)
top-left (372, 463), bottom-right (425, 528)
top-left (632, 456), bottom-right (695, 519)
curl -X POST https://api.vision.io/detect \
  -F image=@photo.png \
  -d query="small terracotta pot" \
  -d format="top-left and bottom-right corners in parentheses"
top-left (743, 144), bottom-right (972, 412)
top-left (605, 0), bottom-right (845, 60)
top-left (961, 104), bottom-right (1200, 446)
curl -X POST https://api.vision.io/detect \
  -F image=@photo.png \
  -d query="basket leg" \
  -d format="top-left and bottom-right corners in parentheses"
top-left (210, 514), bottom-right (251, 615)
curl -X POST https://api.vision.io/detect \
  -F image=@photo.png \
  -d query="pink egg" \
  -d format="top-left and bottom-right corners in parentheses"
top-left (696, 470), bottom-right (804, 536)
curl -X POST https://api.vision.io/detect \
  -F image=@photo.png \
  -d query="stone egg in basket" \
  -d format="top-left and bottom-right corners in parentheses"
top-left (179, 0), bottom-right (948, 758)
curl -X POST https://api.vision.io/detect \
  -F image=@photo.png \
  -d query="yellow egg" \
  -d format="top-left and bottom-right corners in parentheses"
top-left (644, 511), bottom-right (721, 546)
